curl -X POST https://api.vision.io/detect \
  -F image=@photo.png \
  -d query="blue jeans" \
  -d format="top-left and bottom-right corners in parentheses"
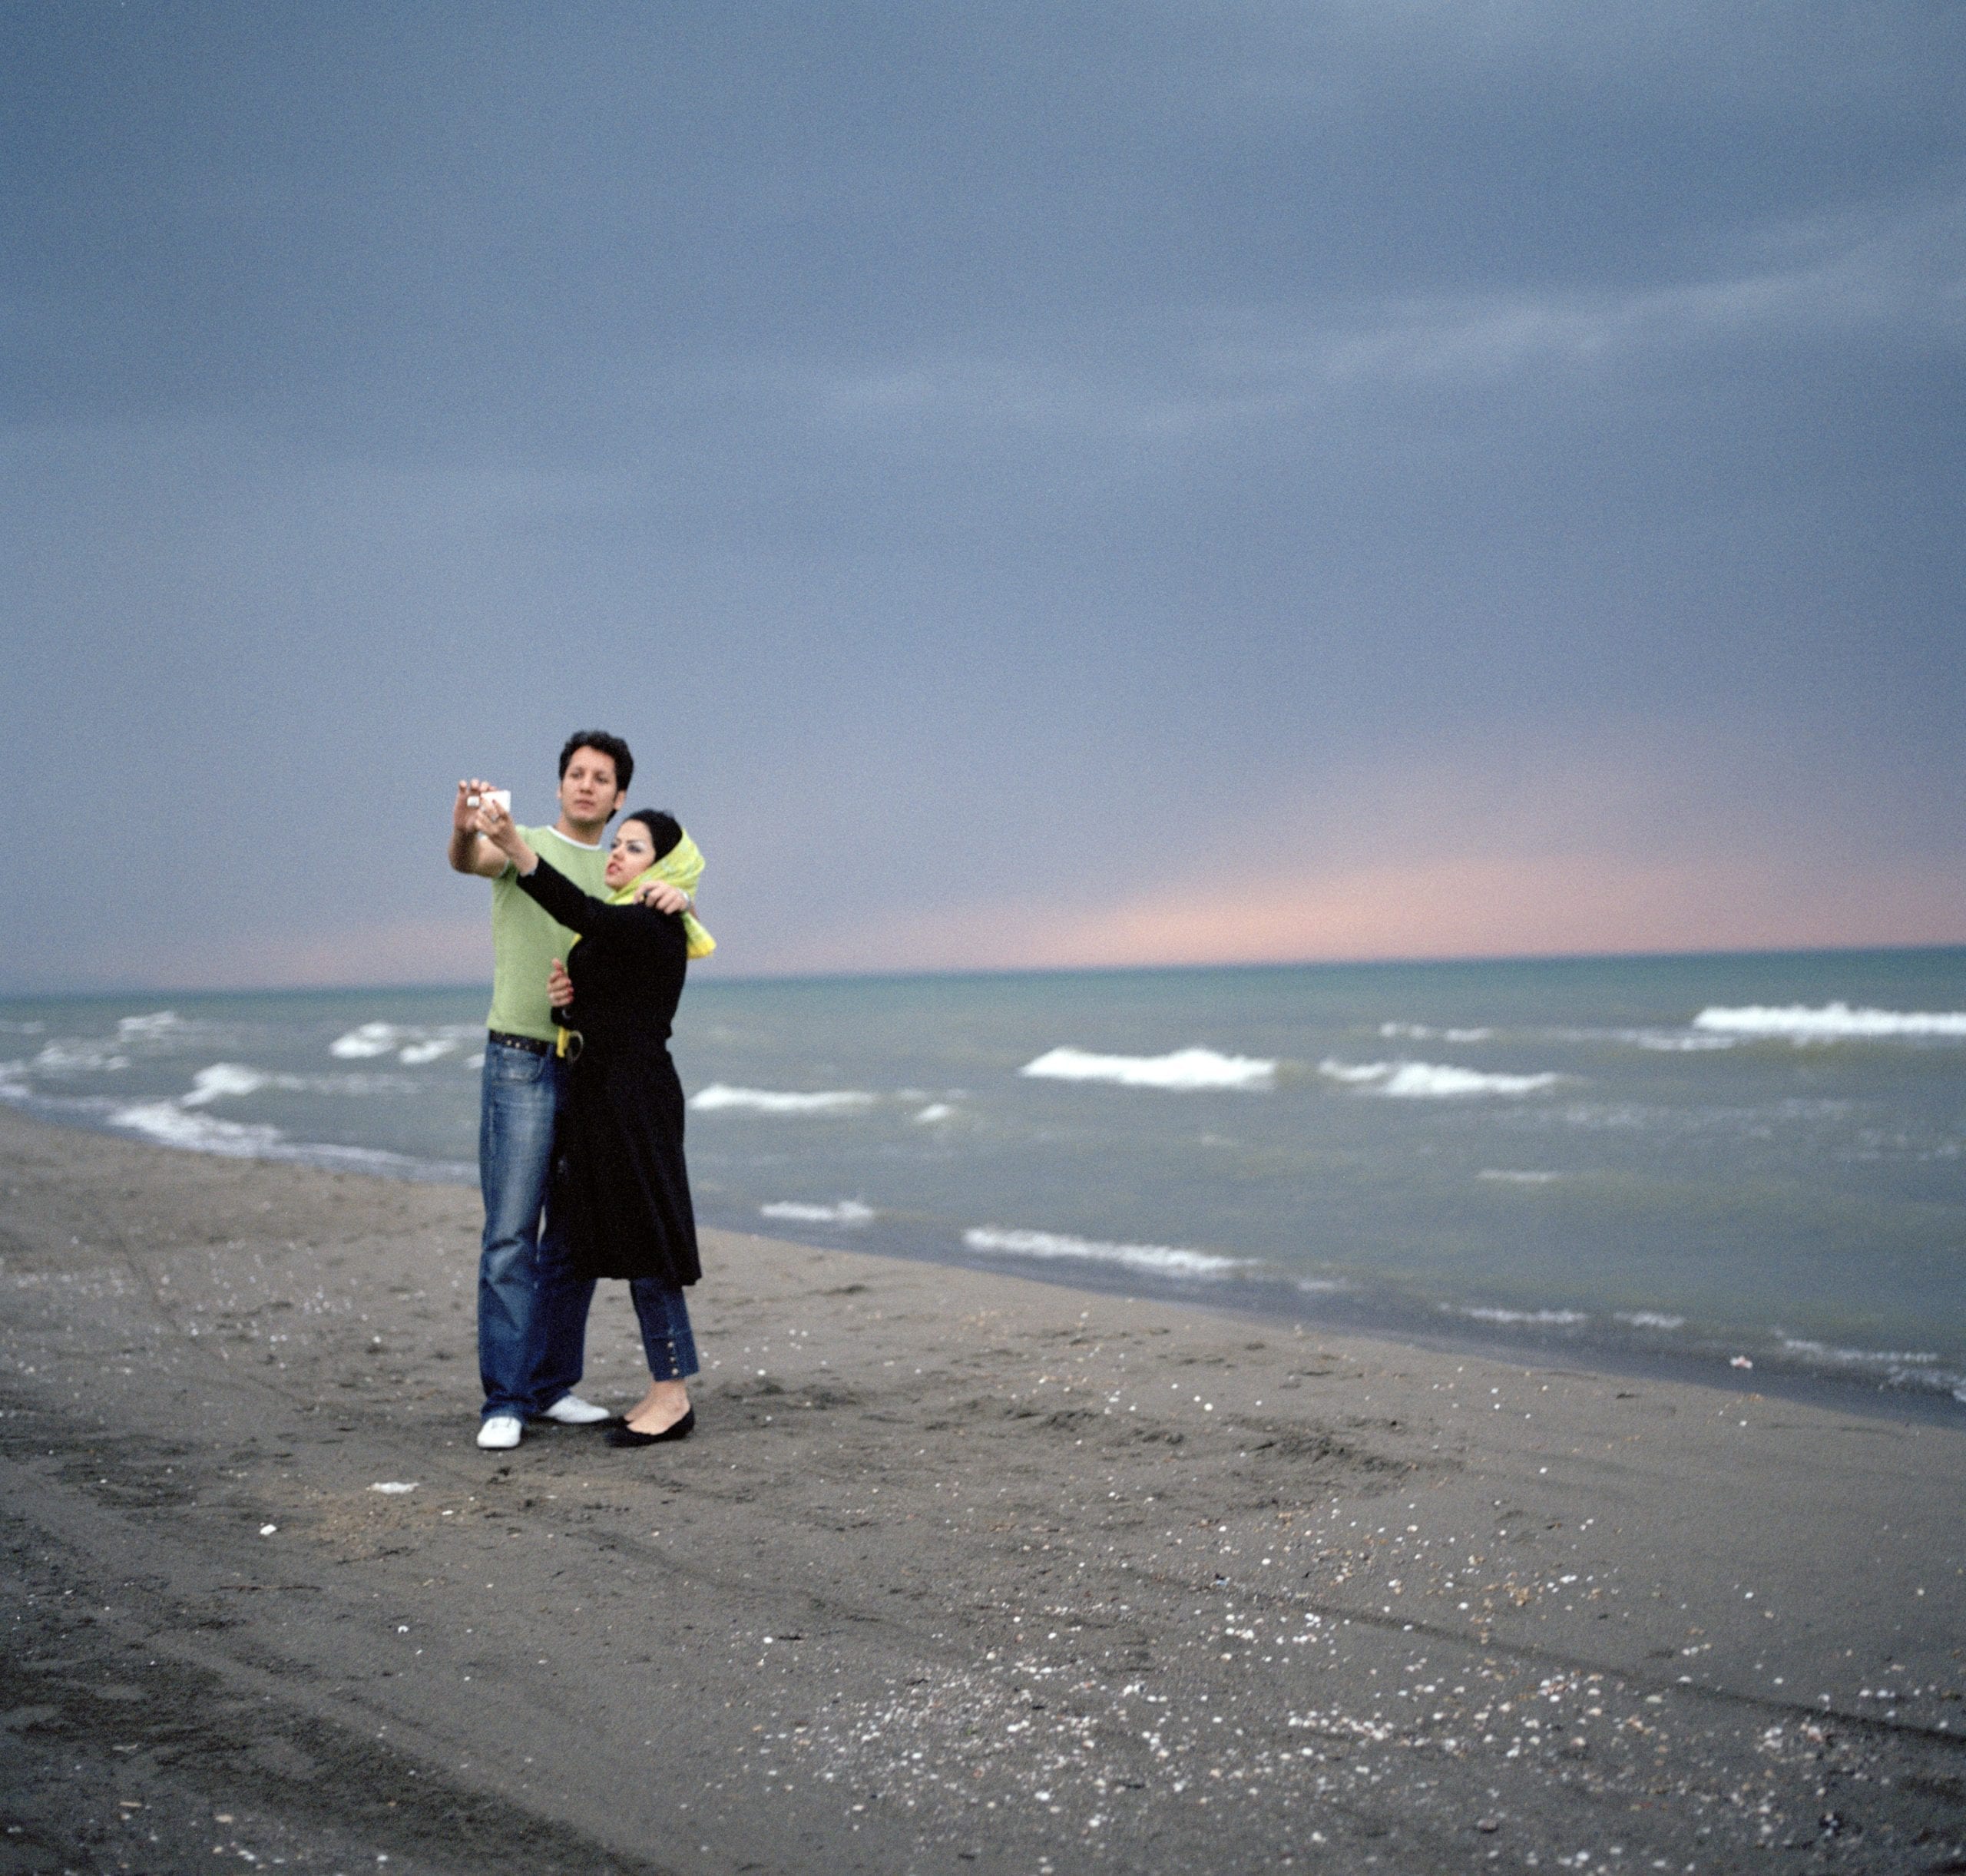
top-left (629, 1279), bottom-right (700, 1381)
top-left (477, 1039), bottom-right (596, 1420)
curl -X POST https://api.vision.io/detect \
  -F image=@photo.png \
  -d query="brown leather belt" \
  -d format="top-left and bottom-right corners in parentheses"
top-left (486, 1030), bottom-right (554, 1057)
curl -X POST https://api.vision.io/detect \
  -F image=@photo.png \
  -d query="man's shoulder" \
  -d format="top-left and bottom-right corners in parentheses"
top-left (535, 826), bottom-right (611, 880)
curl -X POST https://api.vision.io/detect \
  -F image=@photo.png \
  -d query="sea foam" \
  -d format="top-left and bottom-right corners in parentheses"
top-left (1692, 1003), bottom-right (1966, 1041)
top-left (117, 1011), bottom-right (187, 1038)
top-left (1449, 1304), bottom-right (1590, 1326)
top-left (34, 1039), bottom-right (131, 1074)
top-left (963, 1226), bottom-right (1244, 1279)
top-left (760, 1199), bottom-right (876, 1226)
top-left (690, 1084), bottom-right (875, 1114)
top-left (105, 1097), bottom-right (465, 1180)
top-left (109, 1101), bottom-right (283, 1156)
top-left (1320, 1058), bottom-right (1564, 1097)
top-left (1018, 1046), bottom-right (1276, 1091)
top-left (398, 1038), bottom-right (458, 1065)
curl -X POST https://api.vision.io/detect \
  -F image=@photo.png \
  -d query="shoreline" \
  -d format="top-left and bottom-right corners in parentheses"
top-left (3, 1103), bottom-right (1964, 1872)
top-left (8, 1094), bottom-right (1963, 1429)
top-left (828, 1231), bottom-right (1966, 1434)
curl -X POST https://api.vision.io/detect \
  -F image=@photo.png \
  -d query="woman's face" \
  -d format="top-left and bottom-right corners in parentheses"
top-left (604, 818), bottom-right (660, 892)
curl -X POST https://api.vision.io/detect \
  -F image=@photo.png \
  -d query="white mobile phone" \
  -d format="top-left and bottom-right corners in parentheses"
top-left (468, 788), bottom-right (512, 814)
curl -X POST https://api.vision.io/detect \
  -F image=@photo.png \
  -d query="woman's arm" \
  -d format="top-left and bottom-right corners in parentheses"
top-left (475, 799), bottom-right (675, 945)
top-left (510, 852), bottom-right (610, 935)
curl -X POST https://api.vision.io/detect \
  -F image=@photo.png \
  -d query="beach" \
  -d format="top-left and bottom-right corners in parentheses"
top-left (2, 1103), bottom-right (1962, 1874)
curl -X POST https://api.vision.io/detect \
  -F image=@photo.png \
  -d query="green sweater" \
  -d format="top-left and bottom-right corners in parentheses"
top-left (485, 825), bottom-right (611, 1041)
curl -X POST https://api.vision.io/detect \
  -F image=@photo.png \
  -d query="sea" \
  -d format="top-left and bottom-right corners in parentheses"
top-left (3, 947), bottom-right (1962, 1418)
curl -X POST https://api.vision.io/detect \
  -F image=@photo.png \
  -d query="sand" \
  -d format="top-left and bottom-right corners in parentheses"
top-left (2, 1103), bottom-right (1962, 1874)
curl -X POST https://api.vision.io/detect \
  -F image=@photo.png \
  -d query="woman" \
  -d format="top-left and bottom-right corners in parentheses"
top-left (474, 796), bottom-right (708, 1447)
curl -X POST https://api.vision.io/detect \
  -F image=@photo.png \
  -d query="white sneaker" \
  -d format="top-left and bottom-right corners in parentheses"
top-left (476, 1413), bottom-right (523, 1450)
top-left (540, 1394), bottom-right (612, 1426)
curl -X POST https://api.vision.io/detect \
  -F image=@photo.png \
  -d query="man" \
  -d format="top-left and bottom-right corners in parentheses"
top-left (448, 731), bottom-right (692, 1450)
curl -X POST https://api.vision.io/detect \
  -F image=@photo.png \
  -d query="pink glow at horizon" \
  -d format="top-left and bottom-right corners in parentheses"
top-left (157, 851), bottom-right (1966, 991)
top-left (770, 851), bottom-right (1966, 979)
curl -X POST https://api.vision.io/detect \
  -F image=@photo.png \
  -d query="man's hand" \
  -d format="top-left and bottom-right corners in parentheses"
top-left (448, 779), bottom-right (508, 878)
top-left (633, 878), bottom-right (692, 915)
top-left (547, 958), bottom-right (574, 1011)
top-left (452, 778), bottom-right (494, 834)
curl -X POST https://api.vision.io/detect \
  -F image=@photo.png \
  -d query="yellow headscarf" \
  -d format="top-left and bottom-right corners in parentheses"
top-left (601, 826), bottom-right (716, 959)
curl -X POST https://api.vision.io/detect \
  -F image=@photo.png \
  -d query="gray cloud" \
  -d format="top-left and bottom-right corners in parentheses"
top-left (2, 2), bottom-right (1960, 989)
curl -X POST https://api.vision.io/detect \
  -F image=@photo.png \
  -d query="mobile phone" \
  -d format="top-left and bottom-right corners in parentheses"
top-left (467, 789), bottom-right (512, 814)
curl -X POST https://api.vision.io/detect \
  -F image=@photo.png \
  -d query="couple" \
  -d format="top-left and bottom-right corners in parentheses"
top-left (447, 730), bottom-right (712, 1454)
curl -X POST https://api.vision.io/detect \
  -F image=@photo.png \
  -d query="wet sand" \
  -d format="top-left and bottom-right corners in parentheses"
top-left (2, 1103), bottom-right (1962, 1874)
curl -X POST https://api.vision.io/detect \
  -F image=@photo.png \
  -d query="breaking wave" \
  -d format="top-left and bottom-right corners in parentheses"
top-left (760, 1199), bottom-right (876, 1226)
top-left (1379, 1022), bottom-right (1494, 1042)
top-left (329, 1021), bottom-right (475, 1063)
top-left (1448, 1304), bottom-right (1590, 1326)
top-left (1019, 1046), bottom-right (1276, 1091)
top-left (1320, 1058), bottom-right (1564, 1097)
top-left (690, 1084), bottom-right (875, 1114)
top-left (181, 1063), bottom-right (270, 1107)
top-left (1777, 1336), bottom-right (1940, 1368)
top-left (1692, 1003), bottom-right (1966, 1041)
top-left (1478, 1169), bottom-right (1564, 1184)
top-left (117, 1011), bottom-right (188, 1038)
top-left (1772, 1338), bottom-right (1964, 1399)
top-left (962, 1226), bottom-right (1246, 1279)
top-left (176, 1063), bottom-right (419, 1106)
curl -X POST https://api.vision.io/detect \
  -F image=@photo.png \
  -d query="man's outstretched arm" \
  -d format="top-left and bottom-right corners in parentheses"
top-left (448, 779), bottom-right (510, 878)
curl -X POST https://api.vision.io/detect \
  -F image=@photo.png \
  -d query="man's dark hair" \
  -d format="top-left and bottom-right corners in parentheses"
top-left (558, 730), bottom-right (634, 794)
top-left (621, 809), bottom-right (683, 863)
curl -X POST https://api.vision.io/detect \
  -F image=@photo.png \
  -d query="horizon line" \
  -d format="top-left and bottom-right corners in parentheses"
top-left (5, 936), bottom-right (1961, 1004)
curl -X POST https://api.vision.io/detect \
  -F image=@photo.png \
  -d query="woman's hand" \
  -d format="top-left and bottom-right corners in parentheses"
top-left (547, 958), bottom-right (574, 1011)
top-left (472, 796), bottom-right (540, 876)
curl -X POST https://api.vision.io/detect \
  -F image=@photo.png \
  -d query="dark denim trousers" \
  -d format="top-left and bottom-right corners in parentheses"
top-left (476, 1039), bottom-right (596, 1419)
top-left (628, 1279), bottom-right (700, 1381)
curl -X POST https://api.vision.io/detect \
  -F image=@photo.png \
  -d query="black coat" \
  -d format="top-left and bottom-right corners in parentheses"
top-left (516, 857), bottom-right (700, 1287)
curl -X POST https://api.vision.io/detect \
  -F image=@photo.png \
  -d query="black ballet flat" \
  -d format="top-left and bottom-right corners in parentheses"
top-left (606, 1407), bottom-right (695, 1448)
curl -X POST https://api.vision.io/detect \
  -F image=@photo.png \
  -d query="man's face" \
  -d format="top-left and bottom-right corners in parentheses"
top-left (558, 746), bottom-right (626, 828)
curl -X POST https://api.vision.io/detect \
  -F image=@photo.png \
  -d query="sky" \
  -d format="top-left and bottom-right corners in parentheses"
top-left (3, 1), bottom-right (1963, 993)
